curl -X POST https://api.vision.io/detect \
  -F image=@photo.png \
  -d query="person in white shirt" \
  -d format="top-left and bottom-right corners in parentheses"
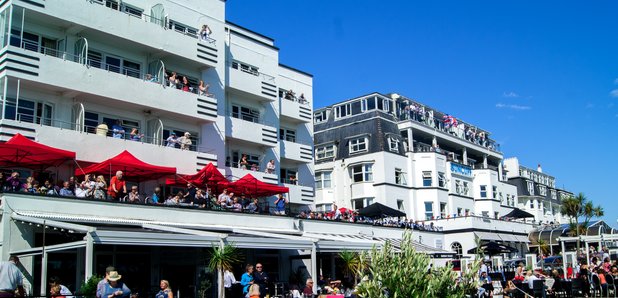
top-left (223, 269), bottom-right (237, 297)
top-left (0, 256), bottom-right (25, 297)
top-left (49, 276), bottom-right (73, 297)
top-left (265, 160), bottom-right (276, 174)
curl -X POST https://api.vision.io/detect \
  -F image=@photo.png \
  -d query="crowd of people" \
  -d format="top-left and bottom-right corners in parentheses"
top-left (282, 89), bottom-right (309, 105)
top-left (399, 102), bottom-right (496, 151)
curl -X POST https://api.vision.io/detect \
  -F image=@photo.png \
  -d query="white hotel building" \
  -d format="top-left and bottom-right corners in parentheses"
top-left (313, 92), bottom-right (572, 259)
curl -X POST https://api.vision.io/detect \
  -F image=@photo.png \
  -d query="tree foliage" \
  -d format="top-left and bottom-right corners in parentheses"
top-left (560, 193), bottom-right (604, 252)
top-left (208, 242), bottom-right (242, 298)
top-left (355, 231), bottom-right (481, 298)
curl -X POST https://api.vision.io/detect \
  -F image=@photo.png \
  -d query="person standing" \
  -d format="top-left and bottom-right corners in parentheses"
top-left (264, 160), bottom-right (275, 174)
top-left (223, 269), bottom-right (237, 298)
top-left (302, 278), bottom-right (314, 296)
top-left (155, 280), bottom-right (173, 298)
top-left (177, 132), bottom-right (192, 150)
top-left (49, 276), bottom-right (72, 297)
top-left (240, 265), bottom-right (254, 297)
top-left (253, 263), bottom-right (269, 298)
top-left (0, 256), bottom-right (25, 297)
top-left (274, 194), bottom-right (287, 215)
top-left (111, 120), bottom-right (125, 139)
top-left (165, 133), bottom-right (178, 148)
top-left (108, 171), bottom-right (127, 201)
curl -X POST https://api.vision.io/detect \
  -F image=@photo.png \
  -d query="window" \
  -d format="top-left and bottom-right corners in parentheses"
top-left (455, 179), bottom-right (462, 194)
top-left (314, 110), bottom-right (328, 124)
top-left (162, 128), bottom-right (198, 150)
top-left (315, 145), bottom-right (335, 160)
top-left (527, 181), bottom-right (535, 195)
top-left (351, 163), bottom-right (373, 182)
top-left (480, 185), bottom-right (487, 198)
top-left (280, 168), bottom-right (297, 184)
top-left (494, 212), bottom-right (499, 219)
top-left (463, 182), bottom-right (469, 196)
top-left (334, 103), bottom-right (351, 119)
top-left (352, 198), bottom-right (374, 210)
top-left (440, 202), bottom-right (447, 218)
top-left (422, 171), bottom-right (432, 187)
top-left (539, 185), bottom-right (547, 196)
top-left (314, 171), bottom-right (332, 189)
top-left (231, 105), bottom-right (260, 123)
top-left (349, 137), bottom-right (368, 154)
top-left (279, 128), bottom-right (296, 142)
top-left (530, 200), bottom-right (534, 209)
top-left (397, 200), bottom-right (404, 211)
top-left (457, 208), bottom-right (463, 216)
top-left (395, 168), bottom-right (407, 185)
top-left (499, 192), bottom-right (503, 203)
top-left (451, 242), bottom-right (463, 258)
top-left (388, 137), bottom-right (400, 152)
top-left (121, 3), bottom-right (143, 17)
top-left (438, 172), bottom-right (446, 188)
top-left (492, 186), bottom-right (498, 199)
top-left (231, 60), bottom-right (259, 76)
top-left (551, 190), bottom-right (557, 200)
top-left (465, 209), bottom-right (470, 216)
top-left (4, 98), bottom-right (53, 126)
top-left (168, 19), bottom-right (199, 37)
top-left (86, 49), bottom-right (141, 78)
top-left (424, 202), bottom-right (433, 220)
top-left (231, 151), bottom-right (260, 168)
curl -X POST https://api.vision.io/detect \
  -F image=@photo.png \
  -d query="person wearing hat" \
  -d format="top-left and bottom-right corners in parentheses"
top-left (178, 132), bottom-right (192, 150)
top-left (165, 132), bottom-right (178, 148)
top-left (96, 267), bottom-right (130, 298)
top-left (100, 271), bottom-right (130, 298)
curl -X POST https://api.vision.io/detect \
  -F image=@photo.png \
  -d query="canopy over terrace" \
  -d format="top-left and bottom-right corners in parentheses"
top-left (530, 220), bottom-right (618, 246)
top-left (501, 208), bottom-right (534, 220)
top-left (75, 150), bottom-right (176, 181)
top-left (165, 163), bottom-right (228, 191)
top-left (226, 173), bottom-right (289, 197)
top-left (357, 202), bottom-right (407, 218)
top-left (0, 133), bottom-right (76, 169)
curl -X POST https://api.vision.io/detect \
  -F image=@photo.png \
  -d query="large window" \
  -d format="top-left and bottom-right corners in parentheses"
top-left (438, 172), bottom-right (446, 188)
top-left (315, 171), bottom-right (332, 189)
top-left (492, 186), bottom-right (498, 199)
top-left (539, 185), bottom-right (547, 196)
top-left (551, 190), bottom-right (557, 200)
top-left (279, 128), bottom-right (296, 142)
top-left (280, 168), bottom-right (297, 184)
top-left (451, 242), bottom-right (463, 259)
top-left (440, 202), bottom-right (447, 218)
top-left (353, 197), bottom-right (374, 210)
top-left (424, 202), bottom-right (433, 220)
top-left (231, 105), bottom-right (260, 123)
top-left (351, 163), bottom-right (373, 182)
top-left (388, 137), bottom-right (400, 152)
top-left (349, 137), bottom-right (368, 154)
top-left (231, 60), bottom-right (259, 76)
top-left (527, 181), bottom-right (535, 195)
top-left (231, 151), bottom-right (260, 168)
top-left (480, 185), bottom-right (487, 198)
top-left (87, 49), bottom-right (141, 78)
top-left (168, 19), bottom-right (199, 37)
top-left (422, 171), bottom-right (432, 187)
top-left (315, 145), bottom-right (335, 160)
top-left (395, 168), bottom-right (407, 185)
top-left (4, 98), bottom-right (53, 126)
top-left (314, 110), bottom-right (328, 124)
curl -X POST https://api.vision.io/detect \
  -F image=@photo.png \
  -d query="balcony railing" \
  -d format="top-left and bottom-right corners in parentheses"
top-left (11, 39), bottom-right (216, 98)
top-left (6, 113), bottom-right (208, 153)
top-left (399, 110), bottom-right (500, 152)
top-left (86, 0), bottom-right (217, 44)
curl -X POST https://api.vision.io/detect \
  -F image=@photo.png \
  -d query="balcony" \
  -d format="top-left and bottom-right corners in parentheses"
top-left (0, 119), bottom-right (216, 174)
top-left (225, 117), bottom-right (278, 147)
top-left (226, 167), bottom-right (279, 185)
top-left (22, 0), bottom-right (218, 67)
top-left (227, 64), bottom-right (277, 102)
top-left (281, 140), bottom-right (313, 163)
top-left (0, 45), bottom-right (218, 123)
top-left (285, 183), bottom-right (314, 204)
top-left (280, 97), bottom-right (312, 123)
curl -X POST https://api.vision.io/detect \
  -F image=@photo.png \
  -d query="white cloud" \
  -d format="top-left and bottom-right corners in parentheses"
top-left (611, 89), bottom-right (618, 98)
top-left (495, 103), bottom-right (531, 110)
top-left (502, 91), bottom-right (520, 98)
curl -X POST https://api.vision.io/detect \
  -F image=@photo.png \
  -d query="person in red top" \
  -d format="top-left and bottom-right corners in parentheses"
top-left (108, 171), bottom-right (127, 200)
top-left (302, 278), bottom-right (314, 296)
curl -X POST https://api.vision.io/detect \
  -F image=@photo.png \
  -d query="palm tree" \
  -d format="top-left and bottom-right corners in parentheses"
top-left (338, 250), bottom-right (362, 286)
top-left (536, 239), bottom-right (550, 256)
top-left (208, 242), bottom-right (242, 298)
top-left (560, 193), bottom-right (604, 254)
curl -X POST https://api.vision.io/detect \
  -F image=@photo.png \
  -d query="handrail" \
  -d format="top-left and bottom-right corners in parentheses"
top-left (9, 113), bottom-right (209, 153)
top-left (280, 96), bottom-right (310, 106)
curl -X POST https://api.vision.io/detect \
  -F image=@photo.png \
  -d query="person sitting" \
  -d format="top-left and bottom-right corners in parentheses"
top-left (59, 181), bottom-right (74, 197)
top-left (111, 120), bottom-right (125, 139)
top-left (198, 80), bottom-right (213, 97)
top-left (246, 198), bottom-right (260, 213)
top-left (75, 182), bottom-right (88, 198)
top-left (150, 187), bottom-right (162, 204)
top-left (250, 164), bottom-right (258, 171)
top-left (228, 197), bottom-right (242, 212)
top-left (302, 278), bottom-right (314, 296)
top-left (284, 89), bottom-right (295, 100)
top-left (181, 76), bottom-right (191, 92)
top-left (168, 72), bottom-right (179, 88)
top-left (128, 186), bottom-right (141, 203)
top-left (265, 159), bottom-right (275, 174)
top-left (165, 193), bottom-right (181, 206)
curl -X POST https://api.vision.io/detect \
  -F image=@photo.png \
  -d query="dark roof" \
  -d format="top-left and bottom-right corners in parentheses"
top-left (278, 63), bottom-right (313, 77)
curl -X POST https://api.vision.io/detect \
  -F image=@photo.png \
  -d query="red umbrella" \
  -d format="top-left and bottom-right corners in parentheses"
top-left (226, 174), bottom-right (288, 197)
top-left (0, 133), bottom-right (75, 169)
top-left (165, 163), bottom-right (228, 190)
top-left (75, 150), bottom-right (176, 181)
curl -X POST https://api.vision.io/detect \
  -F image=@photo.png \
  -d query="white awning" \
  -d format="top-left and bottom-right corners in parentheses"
top-left (11, 240), bottom-right (87, 257)
top-left (475, 231), bottom-right (502, 241)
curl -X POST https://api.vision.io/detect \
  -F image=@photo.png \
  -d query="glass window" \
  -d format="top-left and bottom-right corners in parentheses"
top-left (424, 202), bottom-right (433, 220)
top-left (527, 181), bottom-right (535, 195)
top-left (353, 197), bottom-right (374, 210)
top-left (395, 168), bottom-right (407, 185)
top-left (397, 200), bottom-right (404, 211)
top-left (349, 137), bottom-right (368, 154)
top-left (231, 151), bottom-right (260, 168)
top-left (440, 202), bottom-right (447, 218)
top-left (463, 182), bottom-right (469, 196)
top-left (480, 185), bottom-right (487, 198)
top-left (351, 163), bottom-right (373, 182)
top-left (388, 137), bottom-right (399, 152)
top-left (316, 145), bottom-right (335, 160)
top-left (492, 186), bottom-right (498, 199)
top-left (422, 171), bottom-right (432, 187)
top-left (279, 128), bottom-right (296, 142)
top-left (232, 105), bottom-right (260, 123)
top-left (314, 110), bottom-right (328, 124)
top-left (438, 172), bottom-right (446, 188)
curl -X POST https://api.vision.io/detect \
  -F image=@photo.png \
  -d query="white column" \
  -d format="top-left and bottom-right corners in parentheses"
top-left (462, 148), bottom-right (468, 165)
top-left (407, 128), bottom-right (413, 152)
top-left (585, 241), bottom-right (590, 267)
top-left (483, 154), bottom-right (488, 169)
top-left (40, 251), bottom-right (47, 296)
top-left (311, 242), bottom-right (317, 294)
top-left (85, 232), bottom-right (94, 282)
top-left (561, 240), bottom-right (567, 279)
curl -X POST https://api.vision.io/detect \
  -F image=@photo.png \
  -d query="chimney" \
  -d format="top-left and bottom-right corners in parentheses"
top-left (537, 163), bottom-right (543, 173)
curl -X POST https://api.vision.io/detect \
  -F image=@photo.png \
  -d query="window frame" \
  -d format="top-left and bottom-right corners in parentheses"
top-left (438, 172), bottom-right (446, 188)
top-left (422, 171), bottom-right (432, 187)
top-left (350, 163), bottom-right (373, 183)
top-left (388, 136), bottom-right (400, 152)
top-left (314, 110), bottom-right (328, 124)
top-left (315, 171), bottom-right (332, 189)
top-left (395, 168), bottom-right (407, 185)
top-left (480, 185), bottom-right (487, 198)
top-left (424, 201), bottom-right (434, 220)
top-left (349, 137), bottom-right (368, 154)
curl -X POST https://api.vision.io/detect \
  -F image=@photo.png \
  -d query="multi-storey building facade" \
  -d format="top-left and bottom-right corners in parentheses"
top-left (314, 92), bottom-right (547, 257)
top-left (0, 0), bottom-right (314, 207)
top-left (503, 157), bottom-right (571, 224)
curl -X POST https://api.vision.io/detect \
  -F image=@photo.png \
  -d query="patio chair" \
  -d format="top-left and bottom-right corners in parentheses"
top-left (571, 278), bottom-right (584, 298)
top-left (532, 279), bottom-right (547, 298)
top-left (607, 275), bottom-right (616, 298)
top-left (591, 274), bottom-right (602, 297)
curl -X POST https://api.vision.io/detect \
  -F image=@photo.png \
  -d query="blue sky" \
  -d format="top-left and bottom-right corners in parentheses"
top-left (227, 1), bottom-right (618, 224)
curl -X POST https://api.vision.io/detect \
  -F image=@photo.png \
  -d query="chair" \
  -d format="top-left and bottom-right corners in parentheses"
top-left (591, 274), bottom-right (602, 297)
top-left (532, 279), bottom-right (547, 298)
top-left (606, 275), bottom-right (616, 298)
